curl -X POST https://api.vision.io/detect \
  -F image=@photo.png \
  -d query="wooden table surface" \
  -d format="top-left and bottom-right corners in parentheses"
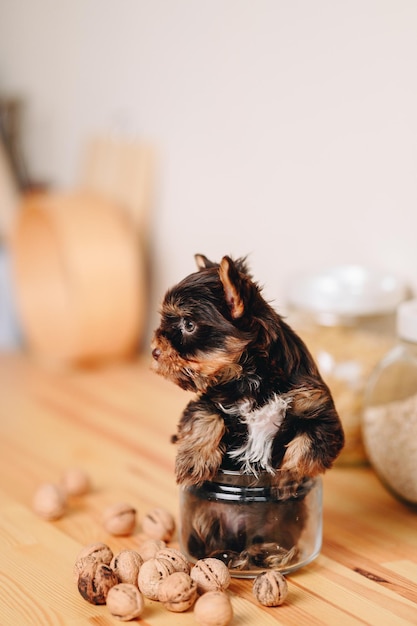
top-left (0, 352), bottom-right (416, 626)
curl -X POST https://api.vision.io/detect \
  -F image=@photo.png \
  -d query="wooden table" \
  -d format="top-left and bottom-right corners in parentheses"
top-left (0, 352), bottom-right (416, 625)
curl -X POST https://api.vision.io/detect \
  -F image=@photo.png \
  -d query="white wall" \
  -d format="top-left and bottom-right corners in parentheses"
top-left (1, 0), bottom-right (416, 330)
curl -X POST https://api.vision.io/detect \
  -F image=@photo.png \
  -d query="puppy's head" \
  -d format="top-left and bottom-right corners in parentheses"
top-left (151, 254), bottom-right (257, 392)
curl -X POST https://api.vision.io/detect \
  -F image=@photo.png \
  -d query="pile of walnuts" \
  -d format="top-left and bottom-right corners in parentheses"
top-left (74, 538), bottom-right (288, 623)
top-left (33, 467), bottom-right (289, 624)
top-left (74, 541), bottom-right (236, 624)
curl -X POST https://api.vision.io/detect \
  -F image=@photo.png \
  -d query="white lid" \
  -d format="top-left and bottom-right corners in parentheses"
top-left (287, 265), bottom-right (408, 317)
top-left (397, 299), bottom-right (417, 342)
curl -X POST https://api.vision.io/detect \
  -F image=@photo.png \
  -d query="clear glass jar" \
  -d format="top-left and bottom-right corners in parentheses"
top-left (363, 299), bottom-right (417, 507)
top-left (179, 470), bottom-right (322, 578)
top-left (286, 265), bottom-right (408, 466)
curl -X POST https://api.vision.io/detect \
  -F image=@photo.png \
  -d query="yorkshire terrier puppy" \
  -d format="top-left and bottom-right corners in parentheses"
top-left (151, 254), bottom-right (344, 490)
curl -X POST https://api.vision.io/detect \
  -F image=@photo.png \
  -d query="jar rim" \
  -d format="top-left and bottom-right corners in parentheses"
top-left (214, 468), bottom-right (315, 484)
top-left (189, 470), bottom-right (319, 502)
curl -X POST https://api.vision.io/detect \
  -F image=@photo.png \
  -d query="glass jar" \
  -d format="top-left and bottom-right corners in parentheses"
top-left (286, 265), bottom-right (408, 465)
top-left (179, 470), bottom-right (322, 578)
top-left (363, 299), bottom-right (417, 507)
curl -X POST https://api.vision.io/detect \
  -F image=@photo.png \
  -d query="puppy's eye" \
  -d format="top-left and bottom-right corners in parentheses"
top-left (181, 318), bottom-right (196, 334)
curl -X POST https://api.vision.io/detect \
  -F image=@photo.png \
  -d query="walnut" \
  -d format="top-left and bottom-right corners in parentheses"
top-left (137, 557), bottom-right (176, 600)
top-left (142, 507), bottom-right (175, 541)
top-left (252, 570), bottom-right (288, 606)
top-left (73, 542), bottom-right (113, 582)
top-left (106, 583), bottom-right (144, 621)
top-left (190, 558), bottom-right (231, 593)
top-left (110, 549), bottom-right (143, 585)
top-left (61, 467), bottom-right (91, 496)
top-left (156, 547), bottom-right (190, 573)
top-left (75, 541), bottom-right (114, 564)
top-left (102, 502), bottom-right (137, 536)
top-left (137, 538), bottom-right (166, 561)
top-left (77, 561), bottom-right (118, 605)
top-left (194, 590), bottom-right (233, 626)
top-left (158, 572), bottom-right (197, 612)
top-left (32, 483), bottom-right (67, 520)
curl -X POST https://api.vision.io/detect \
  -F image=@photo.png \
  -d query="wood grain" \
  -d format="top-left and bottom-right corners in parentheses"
top-left (0, 352), bottom-right (416, 625)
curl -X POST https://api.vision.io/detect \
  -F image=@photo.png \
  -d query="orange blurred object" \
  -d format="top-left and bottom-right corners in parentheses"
top-left (10, 191), bottom-right (146, 365)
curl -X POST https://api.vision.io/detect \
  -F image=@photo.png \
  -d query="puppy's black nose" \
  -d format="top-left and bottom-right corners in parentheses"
top-left (152, 347), bottom-right (161, 361)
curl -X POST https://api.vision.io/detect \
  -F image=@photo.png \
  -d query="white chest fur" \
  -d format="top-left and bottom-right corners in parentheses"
top-left (227, 394), bottom-right (290, 474)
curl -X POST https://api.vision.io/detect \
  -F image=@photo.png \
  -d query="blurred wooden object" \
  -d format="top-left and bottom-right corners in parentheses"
top-left (80, 135), bottom-right (153, 236)
top-left (0, 97), bottom-right (31, 190)
top-left (0, 138), bottom-right (20, 241)
top-left (0, 353), bottom-right (416, 625)
top-left (9, 134), bottom-right (154, 365)
top-left (10, 192), bottom-right (146, 365)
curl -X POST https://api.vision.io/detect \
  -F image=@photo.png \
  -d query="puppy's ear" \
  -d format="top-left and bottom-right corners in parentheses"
top-left (195, 254), bottom-right (216, 270)
top-left (219, 256), bottom-right (245, 319)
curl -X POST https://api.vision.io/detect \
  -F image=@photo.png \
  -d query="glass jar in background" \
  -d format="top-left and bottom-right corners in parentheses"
top-left (179, 470), bottom-right (322, 578)
top-left (285, 265), bottom-right (408, 466)
top-left (363, 300), bottom-right (417, 506)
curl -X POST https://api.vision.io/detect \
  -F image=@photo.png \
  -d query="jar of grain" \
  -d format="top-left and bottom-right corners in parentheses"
top-left (285, 265), bottom-right (408, 465)
top-left (363, 299), bottom-right (417, 506)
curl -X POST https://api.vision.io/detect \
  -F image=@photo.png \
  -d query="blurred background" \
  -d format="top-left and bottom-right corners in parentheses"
top-left (1, 0), bottom-right (417, 469)
top-left (1, 0), bottom-right (416, 354)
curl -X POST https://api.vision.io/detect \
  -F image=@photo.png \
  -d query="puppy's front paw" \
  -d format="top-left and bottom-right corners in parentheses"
top-left (280, 433), bottom-right (325, 477)
top-left (175, 445), bottom-right (223, 486)
top-left (174, 408), bottom-right (226, 486)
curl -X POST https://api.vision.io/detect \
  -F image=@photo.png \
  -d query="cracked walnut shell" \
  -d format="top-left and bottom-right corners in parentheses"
top-left (142, 507), bottom-right (176, 541)
top-left (137, 557), bottom-right (176, 600)
top-left (158, 572), bottom-right (197, 612)
top-left (102, 502), bottom-right (137, 536)
top-left (32, 483), bottom-right (67, 520)
top-left (137, 539), bottom-right (166, 561)
top-left (156, 547), bottom-right (190, 573)
top-left (190, 558), bottom-right (231, 593)
top-left (252, 570), bottom-right (288, 606)
top-left (73, 542), bottom-right (113, 582)
top-left (77, 561), bottom-right (118, 605)
top-left (111, 549), bottom-right (143, 585)
top-left (194, 591), bottom-right (233, 626)
top-left (106, 583), bottom-right (144, 621)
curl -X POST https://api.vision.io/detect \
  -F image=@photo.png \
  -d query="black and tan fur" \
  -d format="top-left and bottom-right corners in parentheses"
top-left (151, 254), bottom-right (344, 490)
